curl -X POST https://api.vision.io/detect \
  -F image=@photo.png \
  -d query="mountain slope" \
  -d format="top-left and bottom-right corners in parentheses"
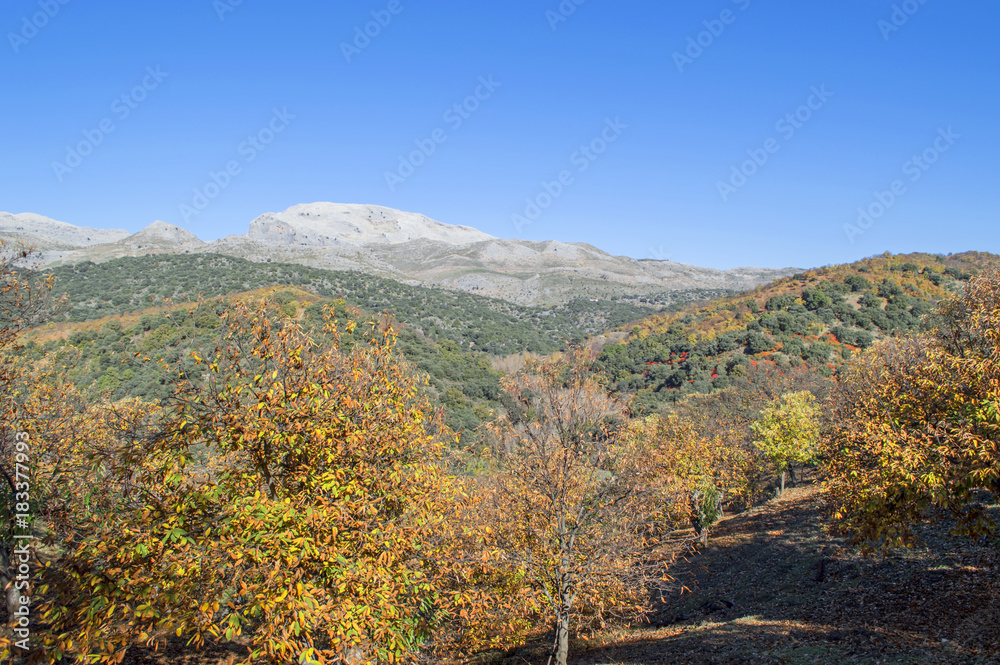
top-left (13, 203), bottom-right (799, 305)
top-left (563, 478), bottom-right (1000, 665)
top-left (0, 212), bottom-right (129, 251)
top-left (40, 253), bottom-right (731, 355)
top-left (592, 251), bottom-right (998, 411)
top-left (20, 287), bottom-right (508, 446)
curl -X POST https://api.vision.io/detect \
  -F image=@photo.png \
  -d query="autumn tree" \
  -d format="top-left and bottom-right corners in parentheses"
top-left (478, 350), bottom-right (683, 665)
top-left (665, 366), bottom-right (830, 509)
top-left (0, 243), bottom-right (65, 653)
top-left (36, 300), bottom-right (461, 664)
top-left (623, 411), bottom-right (760, 546)
top-left (751, 391), bottom-right (822, 495)
top-left (824, 267), bottom-right (1000, 549)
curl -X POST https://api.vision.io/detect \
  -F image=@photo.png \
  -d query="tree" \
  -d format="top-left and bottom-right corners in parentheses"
top-left (751, 391), bottom-right (822, 495)
top-left (479, 350), bottom-right (681, 665)
top-left (625, 412), bottom-right (751, 547)
top-left (801, 288), bottom-right (832, 311)
top-left (844, 275), bottom-right (871, 292)
top-left (36, 300), bottom-right (461, 664)
top-left (765, 294), bottom-right (797, 312)
top-left (744, 331), bottom-right (772, 355)
top-left (0, 243), bottom-right (64, 653)
top-left (824, 268), bottom-right (1000, 550)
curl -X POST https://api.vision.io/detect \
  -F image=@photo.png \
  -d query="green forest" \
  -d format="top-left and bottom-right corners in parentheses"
top-left (42, 254), bottom-right (729, 354)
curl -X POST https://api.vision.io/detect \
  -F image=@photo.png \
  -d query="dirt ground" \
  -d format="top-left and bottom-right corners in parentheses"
top-left (501, 479), bottom-right (1000, 665)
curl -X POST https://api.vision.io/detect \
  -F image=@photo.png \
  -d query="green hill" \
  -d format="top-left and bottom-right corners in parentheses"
top-left (40, 253), bottom-right (730, 355)
top-left (592, 251), bottom-right (998, 412)
top-left (22, 287), bottom-right (508, 448)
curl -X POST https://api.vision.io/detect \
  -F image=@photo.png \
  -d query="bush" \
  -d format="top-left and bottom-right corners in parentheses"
top-left (765, 294), bottom-right (798, 312)
top-left (745, 331), bottom-right (773, 355)
top-left (844, 275), bottom-right (871, 292)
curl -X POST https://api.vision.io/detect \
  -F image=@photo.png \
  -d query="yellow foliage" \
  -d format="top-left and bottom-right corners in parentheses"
top-left (32, 300), bottom-right (462, 664)
top-left (824, 268), bottom-right (1000, 549)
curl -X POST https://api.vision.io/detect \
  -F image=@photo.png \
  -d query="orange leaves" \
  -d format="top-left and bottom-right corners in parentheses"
top-left (29, 298), bottom-right (460, 664)
top-left (824, 268), bottom-right (1000, 551)
top-left (442, 349), bottom-right (689, 662)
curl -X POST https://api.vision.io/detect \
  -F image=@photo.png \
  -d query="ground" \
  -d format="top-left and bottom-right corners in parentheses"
top-left (494, 476), bottom-right (1000, 665)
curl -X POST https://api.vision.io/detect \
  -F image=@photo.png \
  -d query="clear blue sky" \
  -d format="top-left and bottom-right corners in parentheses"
top-left (2, 0), bottom-right (997, 269)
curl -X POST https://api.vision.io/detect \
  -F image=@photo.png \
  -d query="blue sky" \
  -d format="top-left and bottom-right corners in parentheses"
top-left (1, 0), bottom-right (997, 269)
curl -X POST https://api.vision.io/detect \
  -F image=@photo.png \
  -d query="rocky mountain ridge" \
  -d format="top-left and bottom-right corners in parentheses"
top-left (0, 203), bottom-right (800, 305)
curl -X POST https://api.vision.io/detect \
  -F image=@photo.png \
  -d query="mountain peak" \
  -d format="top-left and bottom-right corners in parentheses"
top-left (124, 221), bottom-right (204, 249)
top-left (247, 202), bottom-right (495, 247)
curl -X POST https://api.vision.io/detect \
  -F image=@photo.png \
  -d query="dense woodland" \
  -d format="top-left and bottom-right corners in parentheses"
top-left (596, 252), bottom-right (982, 411)
top-left (42, 254), bottom-right (728, 354)
top-left (0, 247), bottom-right (998, 665)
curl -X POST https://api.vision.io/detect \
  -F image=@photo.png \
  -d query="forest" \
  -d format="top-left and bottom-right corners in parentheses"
top-left (41, 254), bottom-right (729, 355)
top-left (0, 247), bottom-right (997, 665)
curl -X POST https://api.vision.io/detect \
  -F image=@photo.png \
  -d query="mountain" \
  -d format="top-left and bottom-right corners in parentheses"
top-left (242, 202), bottom-right (495, 246)
top-left (123, 221), bottom-right (205, 252)
top-left (2, 203), bottom-right (799, 305)
top-left (591, 251), bottom-right (999, 412)
top-left (0, 212), bottom-right (129, 251)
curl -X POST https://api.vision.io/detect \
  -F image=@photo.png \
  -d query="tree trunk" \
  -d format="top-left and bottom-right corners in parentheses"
top-left (1, 546), bottom-right (17, 623)
top-left (689, 491), bottom-right (708, 545)
top-left (779, 470), bottom-right (786, 496)
top-left (788, 464), bottom-right (797, 487)
top-left (547, 587), bottom-right (573, 665)
top-left (552, 607), bottom-right (570, 665)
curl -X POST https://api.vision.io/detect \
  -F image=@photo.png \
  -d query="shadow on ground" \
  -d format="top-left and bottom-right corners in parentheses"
top-left (500, 479), bottom-right (1000, 665)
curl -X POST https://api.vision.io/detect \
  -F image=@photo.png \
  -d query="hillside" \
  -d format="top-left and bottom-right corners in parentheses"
top-left (23, 250), bottom-right (735, 450)
top-left (33, 250), bottom-right (997, 448)
top-left (8, 249), bottom-right (1000, 665)
top-left (593, 251), bottom-right (999, 411)
top-left (87, 477), bottom-right (1000, 665)
top-left (2, 203), bottom-right (799, 305)
top-left (38, 253), bottom-right (733, 355)
top-left (21, 287), bottom-right (508, 447)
